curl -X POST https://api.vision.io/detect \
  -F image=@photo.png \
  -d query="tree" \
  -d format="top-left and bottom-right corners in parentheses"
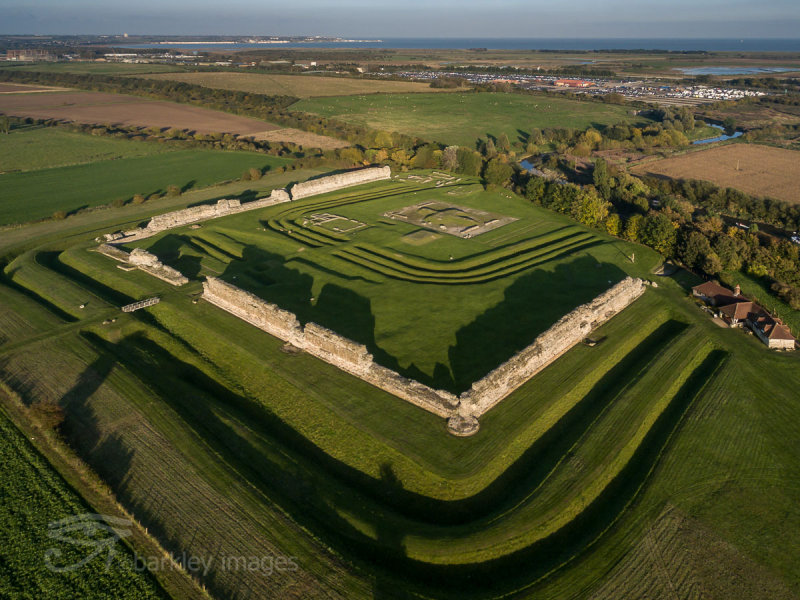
top-left (442, 146), bottom-right (459, 172)
top-left (593, 158), bottom-right (611, 200)
top-left (524, 176), bottom-right (546, 205)
top-left (497, 132), bottom-right (511, 153)
top-left (703, 252), bottom-right (723, 276)
top-left (0, 116), bottom-right (10, 134)
top-left (641, 213), bottom-right (677, 256)
top-left (483, 158), bottom-right (514, 188)
top-left (624, 214), bottom-right (644, 243)
top-left (455, 147), bottom-right (482, 176)
top-left (575, 187), bottom-right (610, 228)
top-left (679, 231), bottom-right (712, 270)
top-left (605, 213), bottom-right (622, 237)
top-left (483, 138), bottom-right (497, 159)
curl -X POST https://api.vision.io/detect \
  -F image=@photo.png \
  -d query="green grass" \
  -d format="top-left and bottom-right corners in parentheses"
top-left (0, 150), bottom-right (291, 226)
top-left (129, 176), bottom-right (659, 393)
top-left (291, 92), bottom-right (652, 146)
top-left (2, 166), bottom-right (800, 599)
top-left (0, 408), bottom-right (166, 599)
top-left (0, 126), bottom-right (174, 173)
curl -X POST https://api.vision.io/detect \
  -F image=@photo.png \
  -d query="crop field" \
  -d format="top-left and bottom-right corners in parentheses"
top-left (1, 166), bottom-right (799, 599)
top-left (0, 125), bottom-right (174, 173)
top-left (141, 71), bottom-right (455, 97)
top-left (0, 147), bottom-right (291, 226)
top-left (632, 143), bottom-right (800, 204)
top-left (291, 92), bottom-right (651, 146)
top-left (125, 175), bottom-right (658, 392)
top-left (0, 90), bottom-right (280, 136)
top-left (0, 408), bottom-right (166, 599)
top-left (1, 62), bottom-right (188, 75)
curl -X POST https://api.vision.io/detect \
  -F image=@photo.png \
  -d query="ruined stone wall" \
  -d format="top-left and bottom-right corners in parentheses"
top-left (302, 323), bottom-right (373, 376)
top-left (460, 277), bottom-right (646, 417)
top-left (96, 244), bottom-right (131, 263)
top-left (201, 275), bottom-right (458, 418)
top-left (128, 248), bottom-right (189, 286)
top-left (289, 166), bottom-right (391, 200)
top-left (203, 277), bottom-right (303, 343)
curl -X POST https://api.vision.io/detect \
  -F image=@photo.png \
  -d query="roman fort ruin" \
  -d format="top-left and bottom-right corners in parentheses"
top-left (202, 275), bottom-right (645, 435)
top-left (98, 166), bottom-right (647, 435)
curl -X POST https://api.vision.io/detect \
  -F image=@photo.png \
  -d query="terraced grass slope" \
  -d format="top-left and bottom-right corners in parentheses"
top-left (1, 169), bottom-right (799, 600)
top-left (291, 92), bottom-right (652, 146)
top-left (128, 174), bottom-right (659, 393)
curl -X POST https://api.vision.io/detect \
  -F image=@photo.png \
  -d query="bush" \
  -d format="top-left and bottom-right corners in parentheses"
top-left (167, 185), bottom-right (181, 197)
top-left (132, 194), bottom-right (146, 205)
top-left (52, 210), bottom-right (67, 220)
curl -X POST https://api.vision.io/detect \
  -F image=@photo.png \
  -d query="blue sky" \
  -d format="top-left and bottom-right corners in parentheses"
top-left (2, 0), bottom-right (799, 37)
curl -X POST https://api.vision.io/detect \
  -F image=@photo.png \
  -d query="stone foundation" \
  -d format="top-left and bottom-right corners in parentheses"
top-left (128, 248), bottom-right (189, 286)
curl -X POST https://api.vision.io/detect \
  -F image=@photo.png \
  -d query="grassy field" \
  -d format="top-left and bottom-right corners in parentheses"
top-left (0, 149), bottom-right (291, 226)
top-left (0, 125), bottom-right (174, 173)
top-left (141, 72), bottom-right (455, 98)
top-left (1, 166), bottom-right (799, 599)
top-left (632, 143), bottom-right (800, 204)
top-left (0, 407), bottom-right (166, 599)
top-left (291, 92), bottom-right (651, 146)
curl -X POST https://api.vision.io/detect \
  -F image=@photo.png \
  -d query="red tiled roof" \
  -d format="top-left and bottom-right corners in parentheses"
top-left (692, 281), bottom-right (748, 306)
top-left (719, 301), bottom-right (763, 320)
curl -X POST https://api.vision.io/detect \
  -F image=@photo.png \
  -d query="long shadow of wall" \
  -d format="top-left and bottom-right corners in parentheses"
top-left (447, 255), bottom-right (627, 392)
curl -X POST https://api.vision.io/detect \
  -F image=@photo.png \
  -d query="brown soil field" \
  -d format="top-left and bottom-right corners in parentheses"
top-left (0, 90), bottom-right (280, 135)
top-left (631, 143), bottom-right (800, 204)
top-left (140, 72), bottom-right (452, 98)
top-left (249, 127), bottom-right (349, 149)
top-left (0, 82), bottom-right (69, 93)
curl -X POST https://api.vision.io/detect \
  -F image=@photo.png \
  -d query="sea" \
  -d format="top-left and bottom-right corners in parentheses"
top-left (119, 38), bottom-right (800, 52)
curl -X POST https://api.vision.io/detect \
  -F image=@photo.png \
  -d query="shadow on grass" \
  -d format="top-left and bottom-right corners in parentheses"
top-left (76, 329), bottom-right (726, 597)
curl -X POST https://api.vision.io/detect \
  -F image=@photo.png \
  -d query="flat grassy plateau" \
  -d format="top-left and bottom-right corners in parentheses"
top-left (291, 92), bottom-right (651, 146)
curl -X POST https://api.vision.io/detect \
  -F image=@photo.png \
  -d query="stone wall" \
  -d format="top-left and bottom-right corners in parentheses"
top-left (201, 275), bottom-right (644, 431)
top-left (128, 248), bottom-right (189, 286)
top-left (203, 277), bottom-right (303, 343)
top-left (460, 277), bottom-right (646, 417)
top-left (201, 276), bottom-right (458, 418)
top-left (289, 166), bottom-right (391, 200)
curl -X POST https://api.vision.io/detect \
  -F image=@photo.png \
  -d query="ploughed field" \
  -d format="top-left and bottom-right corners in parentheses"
top-left (291, 92), bottom-right (651, 146)
top-left (0, 90), bottom-right (280, 135)
top-left (126, 173), bottom-right (659, 393)
top-left (140, 71), bottom-right (455, 98)
top-left (1, 167), bottom-right (799, 599)
top-left (632, 143), bottom-right (800, 205)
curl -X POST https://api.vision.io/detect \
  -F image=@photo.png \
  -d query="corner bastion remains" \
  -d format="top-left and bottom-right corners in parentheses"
top-left (202, 276), bottom-right (645, 434)
top-left (96, 244), bottom-right (189, 286)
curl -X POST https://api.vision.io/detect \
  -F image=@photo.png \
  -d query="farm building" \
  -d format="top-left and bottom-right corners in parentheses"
top-left (692, 282), bottom-right (797, 350)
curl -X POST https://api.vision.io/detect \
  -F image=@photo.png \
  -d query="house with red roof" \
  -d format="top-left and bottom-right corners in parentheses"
top-left (692, 281), bottom-right (796, 350)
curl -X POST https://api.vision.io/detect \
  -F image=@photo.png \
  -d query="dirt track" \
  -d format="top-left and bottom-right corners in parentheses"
top-left (632, 143), bottom-right (800, 204)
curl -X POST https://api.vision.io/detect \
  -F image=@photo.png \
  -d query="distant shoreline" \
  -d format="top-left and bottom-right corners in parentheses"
top-left (116, 38), bottom-right (800, 52)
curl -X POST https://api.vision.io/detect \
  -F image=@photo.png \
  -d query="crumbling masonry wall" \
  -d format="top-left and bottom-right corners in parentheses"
top-left (289, 166), bottom-right (391, 200)
top-left (460, 277), bottom-right (646, 417)
top-left (96, 245), bottom-right (188, 286)
top-left (202, 277), bottom-right (458, 417)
